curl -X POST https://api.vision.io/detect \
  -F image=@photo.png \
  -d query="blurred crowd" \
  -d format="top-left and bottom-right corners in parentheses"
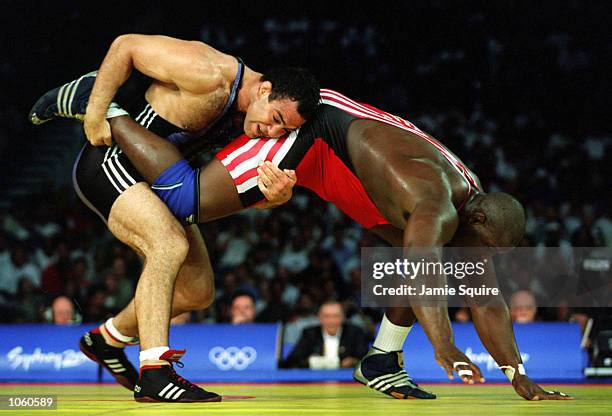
top-left (0, 3), bottom-right (610, 364)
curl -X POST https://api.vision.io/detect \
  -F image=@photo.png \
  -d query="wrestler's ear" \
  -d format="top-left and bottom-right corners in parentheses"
top-left (469, 210), bottom-right (486, 225)
top-left (257, 81), bottom-right (273, 99)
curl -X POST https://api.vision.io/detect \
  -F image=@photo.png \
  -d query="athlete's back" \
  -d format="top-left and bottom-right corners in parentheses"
top-left (217, 89), bottom-right (481, 228)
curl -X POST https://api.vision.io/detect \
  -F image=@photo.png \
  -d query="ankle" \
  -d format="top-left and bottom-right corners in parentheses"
top-left (101, 317), bottom-right (139, 347)
top-left (140, 359), bottom-right (171, 368)
top-left (372, 314), bottom-right (412, 352)
top-left (99, 324), bottom-right (127, 348)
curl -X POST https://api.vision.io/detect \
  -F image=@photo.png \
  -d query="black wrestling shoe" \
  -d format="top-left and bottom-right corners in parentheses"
top-left (353, 347), bottom-right (436, 399)
top-left (134, 350), bottom-right (221, 403)
top-left (29, 71), bottom-right (98, 125)
top-left (79, 328), bottom-right (138, 391)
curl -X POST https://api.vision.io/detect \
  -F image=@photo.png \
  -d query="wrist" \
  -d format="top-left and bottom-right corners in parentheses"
top-left (500, 363), bottom-right (526, 382)
top-left (433, 342), bottom-right (455, 352)
top-left (85, 101), bottom-right (106, 120)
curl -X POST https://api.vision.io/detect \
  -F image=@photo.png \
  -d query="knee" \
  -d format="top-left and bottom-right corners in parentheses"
top-left (147, 226), bottom-right (189, 266)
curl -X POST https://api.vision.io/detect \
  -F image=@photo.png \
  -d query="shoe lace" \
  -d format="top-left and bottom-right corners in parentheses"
top-left (168, 364), bottom-right (200, 391)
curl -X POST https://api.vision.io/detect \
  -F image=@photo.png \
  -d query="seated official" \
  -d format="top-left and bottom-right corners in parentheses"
top-left (282, 300), bottom-right (368, 369)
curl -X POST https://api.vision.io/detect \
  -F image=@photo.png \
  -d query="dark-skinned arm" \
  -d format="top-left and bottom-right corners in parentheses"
top-left (465, 256), bottom-right (572, 400)
top-left (398, 199), bottom-right (484, 383)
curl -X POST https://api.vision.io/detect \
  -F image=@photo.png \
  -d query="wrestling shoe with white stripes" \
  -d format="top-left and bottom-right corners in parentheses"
top-left (134, 350), bottom-right (221, 403)
top-left (79, 328), bottom-right (138, 390)
top-left (353, 347), bottom-right (436, 399)
top-left (29, 71), bottom-right (97, 125)
top-left (29, 71), bottom-right (127, 125)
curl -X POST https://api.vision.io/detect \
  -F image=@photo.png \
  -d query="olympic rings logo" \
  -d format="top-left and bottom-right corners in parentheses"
top-left (208, 346), bottom-right (257, 371)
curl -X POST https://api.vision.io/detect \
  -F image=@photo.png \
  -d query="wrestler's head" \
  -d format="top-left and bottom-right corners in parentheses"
top-left (244, 67), bottom-right (319, 138)
top-left (453, 192), bottom-right (526, 252)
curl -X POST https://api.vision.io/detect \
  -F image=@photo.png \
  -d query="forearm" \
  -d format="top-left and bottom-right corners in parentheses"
top-left (470, 300), bottom-right (522, 368)
top-left (411, 305), bottom-right (454, 349)
top-left (87, 36), bottom-right (134, 120)
top-left (401, 203), bottom-right (457, 348)
top-left (464, 257), bottom-right (522, 369)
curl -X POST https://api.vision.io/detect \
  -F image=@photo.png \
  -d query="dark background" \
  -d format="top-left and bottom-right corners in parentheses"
top-left (0, 1), bottom-right (610, 359)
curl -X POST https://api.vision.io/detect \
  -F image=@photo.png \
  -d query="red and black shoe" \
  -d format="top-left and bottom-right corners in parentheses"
top-left (79, 328), bottom-right (138, 390)
top-left (134, 349), bottom-right (221, 403)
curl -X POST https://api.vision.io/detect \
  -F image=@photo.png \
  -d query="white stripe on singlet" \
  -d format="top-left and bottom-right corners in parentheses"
top-left (139, 106), bottom-right (155, 126)
top-left (271, 130), bottom-right (299, 165)
top-left (236, 177), bottom-right (259, 194)
top-left (230, 139), bottom-right (278, 179)
top-left (223, 130), bottom-right (299, 196)
top-left (101, 162), bottom-right (124, 194)
top-left (101, 144), bottom-right (137, 193)
top-left (110, 153), bottom-right (137, 187)
top-left (221, 138), bottom-right (261, 167)
top-left (145, 113), bottom-right (158, 129)
top-left (135, 104), bottom-right (152, 123)
top-left (73, 145), bottom-right (109, 225)
top-left (100, 97), bottom-right (154, 194)
top-left (62, 81), bottom-right (77, 116)
top-left (319, 89), bottom-right (475, 195)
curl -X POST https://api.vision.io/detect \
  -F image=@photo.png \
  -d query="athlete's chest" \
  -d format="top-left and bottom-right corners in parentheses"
top-left (145, 83), bottom-right (230, 132)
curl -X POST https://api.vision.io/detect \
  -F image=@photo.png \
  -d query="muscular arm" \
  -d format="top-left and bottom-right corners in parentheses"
top-left (87, 34), bottom-right (224, 121)
top-left (375, 157), bottom-right (458, 349)
top-left (398, 198), bottom-right (477, 379)
top-left (84, 35), bottom-right (228, 146)
top-left (363, 154), bottom-right (483, 382)
top-left (462, 256), bottom-right (522, 370)
top-left (463, 256), bottom-right (570, 399)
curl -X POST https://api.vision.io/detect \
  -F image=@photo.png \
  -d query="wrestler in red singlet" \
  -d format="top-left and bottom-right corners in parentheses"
top-left (216, 89), bottom-right (480, 228)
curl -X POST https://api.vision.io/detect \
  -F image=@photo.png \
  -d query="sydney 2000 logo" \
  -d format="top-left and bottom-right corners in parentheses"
top-left (7, 346), bottom-right (89, 370)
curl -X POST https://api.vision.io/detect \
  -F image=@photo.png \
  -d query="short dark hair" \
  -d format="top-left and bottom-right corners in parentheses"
top-left (261, 67), bottom-right (320, 121)
top-left (231, 290), bottom-right (256, 305)
top-left (470, 192), bottom-right (526, 247)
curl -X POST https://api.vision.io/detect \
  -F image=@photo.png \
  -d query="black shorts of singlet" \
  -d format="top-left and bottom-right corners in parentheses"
top-left (72, 73), bottom-right (183, 223)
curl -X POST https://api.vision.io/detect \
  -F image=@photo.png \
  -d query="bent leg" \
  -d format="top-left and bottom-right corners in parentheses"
top-left (108, 182), bottom-right (189, 350)
top-left (114, 225), bottom-right (216, 337)
top-left (173, 225), bottom-right (215, 311)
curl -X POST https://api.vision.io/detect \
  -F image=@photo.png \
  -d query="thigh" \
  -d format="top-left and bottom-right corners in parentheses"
top-left (108, 182), bottom-right (186, 256)
top-left (73, 142), bottom-right (146, 224)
